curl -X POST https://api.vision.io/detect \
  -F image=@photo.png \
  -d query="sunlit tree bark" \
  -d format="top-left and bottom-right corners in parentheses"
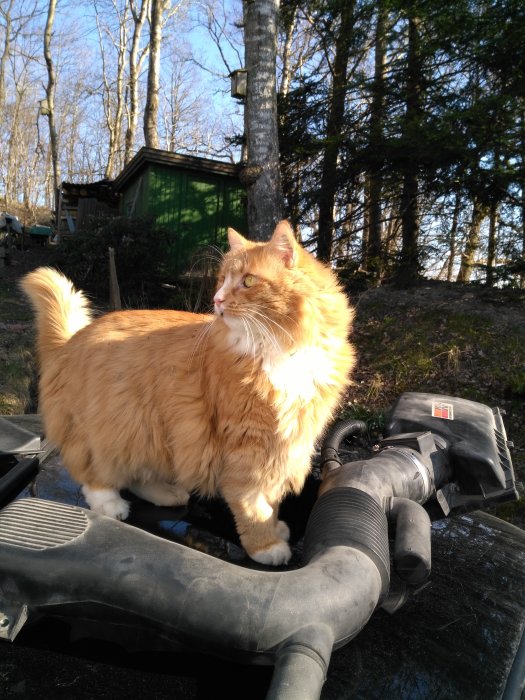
top-left (457, 196), bottom-right (487, 282)
top-left (125, 0), bottom-right (150, 163)
top-left (43, 0), bottom-right (60, 212)
top-left (144, 0), bottom-right (163, 148)
top-left (242, 0), bottom-right (283, 240)
top-left (95, 0), bottom-right (129, 179)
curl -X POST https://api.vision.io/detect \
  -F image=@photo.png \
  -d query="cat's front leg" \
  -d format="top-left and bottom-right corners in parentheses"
top-left (82, 485), bottom-right (130, 520)
top-left (223, 489), bottom-right (291, 566)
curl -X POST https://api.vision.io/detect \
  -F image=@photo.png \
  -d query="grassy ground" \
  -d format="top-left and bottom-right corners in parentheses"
top-left (1, 244), bottom-right (524, 525)
top-left (0, 249), bottom-right (42, 414)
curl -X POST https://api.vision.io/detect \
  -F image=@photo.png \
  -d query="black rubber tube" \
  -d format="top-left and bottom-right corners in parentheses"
top-left (266, 624), bottom-right (335, 700)
top-left (320, 419), bottom-right (368, 473)
top-left (0, 497), bottom-right (384, 700)
top-left (386, 497), bottom-right (432, 585)
top-left (0, 428), bottom-right (449, 700)
top-left (319, 447), bottom-right (438, 506)
top-left (322, 419), bottom-right (368, 452)
top-left (303, 487), bottom-right (390, 596)
top-left (0, 456), bottom-right (39, 509)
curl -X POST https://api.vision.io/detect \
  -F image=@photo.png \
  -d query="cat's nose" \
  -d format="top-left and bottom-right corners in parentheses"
top-left (213, 289), bottom-right (225, 314)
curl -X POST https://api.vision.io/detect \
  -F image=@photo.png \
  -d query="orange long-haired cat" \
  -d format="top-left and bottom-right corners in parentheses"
top-left (22, 221), bottom-right (355, 565)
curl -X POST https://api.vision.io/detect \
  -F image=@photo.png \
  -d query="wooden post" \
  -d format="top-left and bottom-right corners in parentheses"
top-left (108, 247), bottom-right (121, 310)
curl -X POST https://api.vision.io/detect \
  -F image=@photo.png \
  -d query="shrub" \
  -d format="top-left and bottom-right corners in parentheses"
top-left (53, 217), bottom-right (174, 307)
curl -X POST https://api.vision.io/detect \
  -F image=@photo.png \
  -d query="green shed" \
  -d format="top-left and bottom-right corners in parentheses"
top-left (112, 147), bottom-right (247, 273)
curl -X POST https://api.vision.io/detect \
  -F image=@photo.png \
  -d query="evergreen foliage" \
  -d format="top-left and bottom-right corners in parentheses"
top-left (278, 0), bottom-right (525, 287)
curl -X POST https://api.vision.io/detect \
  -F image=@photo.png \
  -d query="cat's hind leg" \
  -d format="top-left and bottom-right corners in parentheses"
top-left (58, 442), bottom-right (131, 520)
top-left (129, 480), bottom-right (190, 507)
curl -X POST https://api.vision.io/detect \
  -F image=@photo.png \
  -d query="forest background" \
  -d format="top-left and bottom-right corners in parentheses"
top-left (1, 0), bottom-right (525, 286)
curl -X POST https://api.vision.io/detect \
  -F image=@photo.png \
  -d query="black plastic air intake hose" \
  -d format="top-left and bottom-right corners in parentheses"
top-left (303, 487), bottom-right (390, 596)
top-left (319, 419), bottom-right (367, 473)
top-left (0, 456), bottom-right (39, 509)
top-left (386, 497), bottom-right (431, 585)
top-left (0, 498), bottom-right (385, 700)
top-left (0, 420), bottom-right (449, 700)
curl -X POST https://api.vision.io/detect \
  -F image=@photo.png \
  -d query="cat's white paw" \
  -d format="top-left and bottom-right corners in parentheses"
top-left (82, 486), bottom-right (130, 520)
top-left (250, 540), bottom-right (292, 566)
top-left (276, 520), bottom-right (290, 541)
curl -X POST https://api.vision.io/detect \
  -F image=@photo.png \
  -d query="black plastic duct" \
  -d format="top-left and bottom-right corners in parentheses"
top-left (0, 424), bottom-right (446, 699)
top-left (0, 393), bottom-right (518, 700)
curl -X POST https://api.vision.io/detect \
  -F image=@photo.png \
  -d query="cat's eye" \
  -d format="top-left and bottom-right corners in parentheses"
top-left (243, 274), bottom-right (257, 288)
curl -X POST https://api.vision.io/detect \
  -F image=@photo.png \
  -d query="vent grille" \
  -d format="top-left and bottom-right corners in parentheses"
top-left (0, 498), bottom-right (88, 550)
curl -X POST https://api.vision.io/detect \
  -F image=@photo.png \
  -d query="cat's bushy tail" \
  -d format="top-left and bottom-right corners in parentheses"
top-left (21, 267), bottom-right (92, 360)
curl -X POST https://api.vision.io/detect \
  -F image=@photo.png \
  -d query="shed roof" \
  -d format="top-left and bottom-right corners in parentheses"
top-left (112, 147), bottom-right (240, 193)
top-left (61, 179), bottom-right (118, 205)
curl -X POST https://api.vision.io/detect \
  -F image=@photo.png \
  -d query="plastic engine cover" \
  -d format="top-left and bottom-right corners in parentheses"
top-left (384, 392), bottom-right (517, 513)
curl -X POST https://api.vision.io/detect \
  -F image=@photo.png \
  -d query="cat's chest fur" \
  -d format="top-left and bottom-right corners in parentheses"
top-left (221, 326), bottom-right (335, 403)
top-left (262, 345), bottom-right (335, 402)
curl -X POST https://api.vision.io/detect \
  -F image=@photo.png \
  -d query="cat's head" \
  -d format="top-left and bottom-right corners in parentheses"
top-left (213, 220), bottom-right (343, 354)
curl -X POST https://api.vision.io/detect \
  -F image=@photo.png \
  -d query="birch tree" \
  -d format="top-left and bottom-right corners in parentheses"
top-left (125, 0), bottom-right (151, 163)
top-left (144, 0), bottom-right (184, 149)
top-left (242, 0), bottom-right (283, 240)
top-left (144, 0), bottom-right (164, 148)
top-left (95, 0), bottom-right (129, 179)
top-left (43, 0), bottom-right (60, 211)
top-left (0, 0), bottom-right (15, 114)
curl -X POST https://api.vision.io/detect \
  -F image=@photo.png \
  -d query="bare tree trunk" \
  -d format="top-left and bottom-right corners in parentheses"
top-left (6, 83), bottom-right (25, 206)
top-left (519, 108), bottom-right (525, 289)
top-left (395, 16), bottom-right (423, 286)
top-left (43, 0), bottom-right (60, 214)
top-left (96, 1), bottom-right (129, 179)
top-left (0, 0), bottom-right (15, 114)
top-left (486, 199), bottom-right (499, 287)
top-left (144, 0), bottom-right (163, 149)
top-left (317, 0), bottom-right (356, 262)
top-left (278, 3), bottom-right (300, 232)
top-left (125, 0), bottom-right (150, 163)
top-left (278, 3), bottom-right (297, 98)
top-left (362, 175), bottom-right (370, 264)
top-left (242, 0), bottom-right (283, 240)
top-left (457, 197), bottom-right (487, 282)
top-left (521, 184), bottom-right (525, 289)
top-left (447, 189), bottom-right (461, 281)
top-left (520, 108), bottom-right (525, 289)
top-left (366, 0), bottom-right (387, 277)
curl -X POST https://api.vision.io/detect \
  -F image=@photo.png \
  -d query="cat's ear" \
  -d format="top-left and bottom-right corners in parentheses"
top-left (227, 227), bottom-right (249, 253)
top-left (269, 220), bottom-right (297, 269)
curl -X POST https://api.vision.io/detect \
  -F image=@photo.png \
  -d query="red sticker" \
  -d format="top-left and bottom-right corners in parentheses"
top-left (432, 402), bottom-right (454, 420)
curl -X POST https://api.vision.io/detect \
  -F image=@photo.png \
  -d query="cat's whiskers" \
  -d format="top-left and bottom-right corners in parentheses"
top-left (243, 313), bottom-right (281, 357)
top-left (188, 318), bottom-right (214, 368)
top-left (251, 302), bottom-right (299, 329)
top-left (240, 316), bottom-right (261, 374)
top-left (243, 305), bottom-right (295, 346)
top-left (189, 245), bottom-right (224, 270)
